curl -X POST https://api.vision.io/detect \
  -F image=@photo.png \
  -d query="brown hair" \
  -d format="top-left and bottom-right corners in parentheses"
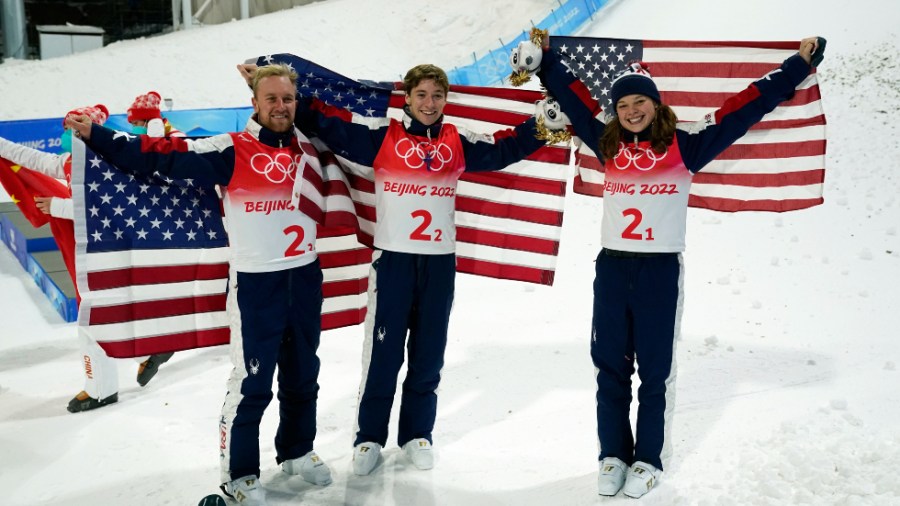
top-left (251, 64), bottom-right (298, 97)
top-left (403, 64), bottom-right (450, 95)
top-left (598, 103), bottom-right (678, 160)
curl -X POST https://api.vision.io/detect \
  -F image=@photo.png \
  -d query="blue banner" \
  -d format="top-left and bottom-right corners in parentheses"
top-left (447, 0), bottom-right (613, 86)
top-left (0, 107), bottom-right (254, 155)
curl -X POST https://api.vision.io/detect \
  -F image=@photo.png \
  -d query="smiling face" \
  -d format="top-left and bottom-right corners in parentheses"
top-left (252, 75), bottom-right (296, 133)
top-left (615, 94), bottom-right (657, 134)
top-left (405, 78), bottom-right (447, 127)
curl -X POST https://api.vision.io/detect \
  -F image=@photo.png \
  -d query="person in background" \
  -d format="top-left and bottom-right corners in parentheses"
top-left (510, 33), bottom-right (823, 498)
top-left (68, 64), bottom-right (339, 506)
top-left (127, 90), bottom-right (183, 138)
top-left (0, 102), bottom-right (176, 413)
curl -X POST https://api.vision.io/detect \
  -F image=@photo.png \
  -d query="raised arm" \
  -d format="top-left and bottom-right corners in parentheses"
top-left (531, 39), bottom-right (608, 161)
top-left (0, 136), bottom-right (69, 179)
top-left (70, 117), bottom-right (235, 188)
top-left (458, 116), bottom-right (546, 173)
top-left (677, 38), bottom-right (821, 172)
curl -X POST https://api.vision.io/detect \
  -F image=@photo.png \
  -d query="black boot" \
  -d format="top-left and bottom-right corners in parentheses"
top-left (67, 391), bottom-right (119, 413)
top-left (136, 352), bottom-right (175, 386)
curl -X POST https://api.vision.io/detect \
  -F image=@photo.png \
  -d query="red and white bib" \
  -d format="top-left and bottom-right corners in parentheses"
top-left (223, 131), bottom-right (319, 272)
top-left (601, 138), bottom-right (693, 252)
top-left (371, 120), bottom-right (466, 254)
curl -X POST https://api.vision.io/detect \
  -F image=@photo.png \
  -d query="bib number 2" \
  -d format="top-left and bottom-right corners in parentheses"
top-left (409, 210), bottom-right (443, 242)
top-left (621, 208), bottom-right (654, 241)
top-left (283, 225), bottom-right (314, 257)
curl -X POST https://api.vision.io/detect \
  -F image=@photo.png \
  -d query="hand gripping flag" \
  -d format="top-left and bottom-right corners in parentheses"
top-left (69, 140), bottom-right (370, 358)
top-left (253, 53), bottom-right (572, 285)
top-left (552, 37), bottom-right (826, 212)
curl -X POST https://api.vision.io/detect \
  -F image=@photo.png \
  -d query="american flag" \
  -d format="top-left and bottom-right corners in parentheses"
top-left (257, 53), bottom-right (571, 285)
top-left (69, 141), bottom-right (370, 359)
top-left (552, 37), bottom-right (826, 212)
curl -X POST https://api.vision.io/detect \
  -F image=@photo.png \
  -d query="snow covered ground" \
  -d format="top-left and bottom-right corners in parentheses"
top-left (1, 0), bottom-right (899, 505)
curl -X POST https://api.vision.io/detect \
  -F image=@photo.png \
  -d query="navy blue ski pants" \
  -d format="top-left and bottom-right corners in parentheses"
top-left (355, 250), bottom-right (455, 448)
top-left (219, 260), bottom-right (323, 482)
top-left (591, 249), bottom-right (683, 471)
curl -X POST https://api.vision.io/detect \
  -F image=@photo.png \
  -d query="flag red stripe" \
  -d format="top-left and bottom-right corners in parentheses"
top-left (665, 87), bottom-right (821, 109)
top-left (89, 294), bottom-right (226, 325)
top-left (322, 307), bottom-right (368, 331)
top-left (456, 226), bottom-right (559, 255)
top-left (693, 168), bottom-right (824, 187)
top-left (87, 262), bottom-right (230, 290)
top-left (687, 194), bottom-right (824, 212)
top-left (527, 145), bottom-right (571, 165)
top-left (444, 105), bottom-right (530, 126)
top-left (643, 40), bottom-right (797, 50)
top-left (572, 176), bottom-right (604, 197)
top-left (448, 84), bottom-right (545, 103)
top-left (460, 171), bottom-right (566, 196)
top-left (348, 173), bottom-right (375, 193)
top-left (318, 247), bottom-right (373, 268)
top-left (354, 201), bottom-right (377, 223)
top-left (717, 140), bottom-right (825, 159)
top-left (100, 327), bottom-right (230, 358)
top-left (750, 115), bottom-right (827, 131)
top-left (649, 61), bottom-right (805, 79)
top-left (456, 257), bottom-right (555, 285)
top-left (455, 197), bottom-right (563, 226)
top-left (323, 277), bottom-right (368, 298)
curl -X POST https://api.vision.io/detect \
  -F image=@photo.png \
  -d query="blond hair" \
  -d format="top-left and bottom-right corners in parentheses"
top-left (251, 64), bottom-right (298, 96)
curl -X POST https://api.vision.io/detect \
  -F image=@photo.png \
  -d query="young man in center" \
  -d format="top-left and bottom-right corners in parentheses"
top-left (276, 62), bottom-right (560, 475)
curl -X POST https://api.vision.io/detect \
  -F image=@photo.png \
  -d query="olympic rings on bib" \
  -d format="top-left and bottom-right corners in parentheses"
top-left (394, 138), bottom-right (453, 171)
top-left (250, 152), bottom-right (302, 183)
top-left (613, 142), bottom-right (668, 171)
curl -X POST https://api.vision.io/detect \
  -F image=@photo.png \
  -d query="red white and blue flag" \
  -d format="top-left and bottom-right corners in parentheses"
top-left (552, 37), bottom-right (826, 212)
top-left (69, 142), bottom-right (370, 358)
top-left (256, 53), bottom-right (572, 285)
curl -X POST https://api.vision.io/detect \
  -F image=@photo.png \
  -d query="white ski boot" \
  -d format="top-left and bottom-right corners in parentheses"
top-left (222, 475), bottom-right (267, 506)
top-left (352, 442), bottom-right (382, 476)
top-left (597, 456), bottom-right (628, 496)
top-left (281, 450), bottom-right (333, 486)
top-left (622, 461), bottom-right (661, 498)
top-left (402, 438), bottom-right (434, 470)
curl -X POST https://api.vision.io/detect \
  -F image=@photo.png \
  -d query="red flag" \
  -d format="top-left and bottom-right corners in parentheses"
top-left (553, 37), bottom-right (826, 212)
top-left (0, 156), bottom-right (78, 298)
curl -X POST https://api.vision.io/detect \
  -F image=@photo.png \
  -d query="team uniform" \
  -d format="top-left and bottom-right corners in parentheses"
top-left (538, 47), bottom-right (813, 471)
top-left (85, 117), bottom-right (332, 484)
top-left (298, 98), bottom-right (546, 450)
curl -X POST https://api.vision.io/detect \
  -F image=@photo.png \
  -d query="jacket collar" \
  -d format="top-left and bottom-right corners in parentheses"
top-left (402, 106), bottom-right (444, 139)
top-left (245, 115), bottom-right (296, 148)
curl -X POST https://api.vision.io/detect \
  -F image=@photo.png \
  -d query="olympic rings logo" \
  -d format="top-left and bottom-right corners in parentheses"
top-left (394, 138), bottom-right (453, 172)
top-left (250, 152), bottom-right (302, 184)
top-left (612, 142), bottom-right (668, 171)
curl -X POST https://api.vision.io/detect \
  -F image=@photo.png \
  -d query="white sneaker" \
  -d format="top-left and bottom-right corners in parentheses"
top-left (597, 457), bottom-right (628, 496)
top-left (223, 475), bottom-right (267, 506)
top-left (402, 438), bottom-right (434, 470)
top-left (622, 461), bottom-right (661, 498)
top-left (352, 442), bottom-right (382, 476)
top-left (281, 450), bottom-right (333, 486)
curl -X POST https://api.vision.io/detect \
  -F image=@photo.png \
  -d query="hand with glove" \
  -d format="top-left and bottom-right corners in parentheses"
top-left (533, 95), bottom-right (572, 144)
